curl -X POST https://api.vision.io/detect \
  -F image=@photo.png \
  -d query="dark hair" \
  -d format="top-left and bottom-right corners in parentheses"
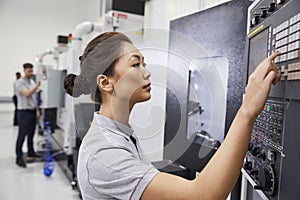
top-left (23, 63), bottom-right (33, 69)
top-left (16, 72), bottom-right (21, 76)
top-left (64, 32), bottom-right (132, 103)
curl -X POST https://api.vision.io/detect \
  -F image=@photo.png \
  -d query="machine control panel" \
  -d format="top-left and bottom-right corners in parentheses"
top-left (253, 101), bottom-right (284, 151)
top-left (244, 0), bottom-right (300, 199)
top-left (244, 100), bottom-right (284, 197)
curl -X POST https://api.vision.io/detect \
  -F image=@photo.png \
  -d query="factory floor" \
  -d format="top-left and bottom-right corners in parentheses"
top-left (0, 103), bottom-right (80, 200)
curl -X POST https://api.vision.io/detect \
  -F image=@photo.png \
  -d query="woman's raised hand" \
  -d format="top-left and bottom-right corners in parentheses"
top-left (242, 51), bottom-right (280, 119)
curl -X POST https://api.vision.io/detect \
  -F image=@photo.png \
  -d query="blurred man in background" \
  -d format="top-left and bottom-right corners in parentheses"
top-left (15, 63), bottom-right (41, 167)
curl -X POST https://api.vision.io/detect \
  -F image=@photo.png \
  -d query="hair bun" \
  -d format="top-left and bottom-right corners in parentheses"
top-left (64, 73), bottom-right (90, 97)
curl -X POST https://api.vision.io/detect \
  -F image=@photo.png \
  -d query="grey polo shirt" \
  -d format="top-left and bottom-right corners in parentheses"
top-left (77, 113), bottom-right (159, 200)
top-left (15, 77), bottom-right (37, 110)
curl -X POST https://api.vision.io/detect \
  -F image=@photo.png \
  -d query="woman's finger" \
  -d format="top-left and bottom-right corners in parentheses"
top-left (271, 65), bottom-right (281, 84)
top-left (264, 70), bottom-right (276, 85)
top-left (253, 51), bottom-right (280, 81)
top-left (268, 51), bottom-right (280, 61)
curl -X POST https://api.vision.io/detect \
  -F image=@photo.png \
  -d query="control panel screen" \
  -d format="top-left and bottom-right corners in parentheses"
top-left (248, 28), bottom-right (269, 76)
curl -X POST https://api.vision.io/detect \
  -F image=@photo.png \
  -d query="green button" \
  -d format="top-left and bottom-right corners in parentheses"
top-left (267, 105), bottom-right (271, 112)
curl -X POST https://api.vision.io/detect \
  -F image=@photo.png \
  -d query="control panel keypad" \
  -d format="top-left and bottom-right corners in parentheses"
top-left (273, 12), bottom-right (300, 63)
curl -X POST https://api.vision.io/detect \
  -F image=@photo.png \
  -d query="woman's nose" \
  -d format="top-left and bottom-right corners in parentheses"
top-left (143, 67), bottom-right (151, 80)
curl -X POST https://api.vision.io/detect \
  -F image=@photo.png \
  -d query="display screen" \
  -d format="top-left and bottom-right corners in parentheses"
top-left (248, 28), bottom-right (269, 76)
top-left (112, 0), bottom-right (145, 15)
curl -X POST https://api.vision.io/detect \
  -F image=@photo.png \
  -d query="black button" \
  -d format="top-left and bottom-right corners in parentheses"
top-left (269, 3), bottom-right (276, 12)
top-left (261, 10), bottom-right (267, 18)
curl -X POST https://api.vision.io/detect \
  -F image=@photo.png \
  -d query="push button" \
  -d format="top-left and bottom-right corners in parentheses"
top-left (261, 10), bottom-right (267, 18)
top-left (251, 16), bottom-right (260, 27)
top-left (268, 3), bottom-right (276, 12)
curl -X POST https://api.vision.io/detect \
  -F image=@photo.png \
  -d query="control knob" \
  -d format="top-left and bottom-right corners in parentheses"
top-left (261, 10), bottom-right (267, 18)
top-left (248, 142), bottom-right (254, 151)
top-left (254, 165), bottom-right (277, 196)
top-left (251, 16), bottom-right (260, 27)
top-left (244, 160), bottom-right (252, 171)
top-left (259, 151), bottom-right (267, 160)
top-left (250, 169), bottom-right (259, 180)
top-left (251, 146), bottom-right (261, 157)
top-left (268, 3), bottom-right (276, 12)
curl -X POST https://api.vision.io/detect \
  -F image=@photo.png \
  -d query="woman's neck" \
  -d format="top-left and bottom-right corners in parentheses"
top-left (99, 97), bottom-right (134, 126)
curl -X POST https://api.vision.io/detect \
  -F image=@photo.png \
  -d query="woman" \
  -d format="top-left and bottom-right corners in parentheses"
top-left (64, 32), bottom-right (280, 200)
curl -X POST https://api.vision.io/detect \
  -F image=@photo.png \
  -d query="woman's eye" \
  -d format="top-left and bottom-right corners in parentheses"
top-left (133, 63), bottom-right (140, 68)
top-left (132, 63), bottom-right (146, 68)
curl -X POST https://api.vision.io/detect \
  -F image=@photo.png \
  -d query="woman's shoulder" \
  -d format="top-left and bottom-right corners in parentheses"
top-left (80, 124), bottom-right (132, 157)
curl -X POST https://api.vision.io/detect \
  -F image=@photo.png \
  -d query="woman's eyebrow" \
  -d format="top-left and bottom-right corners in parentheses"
top-left (128, 54), bottom-right (144, 61)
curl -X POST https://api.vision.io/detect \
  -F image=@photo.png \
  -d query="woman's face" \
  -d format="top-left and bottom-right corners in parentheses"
top-left (110, 42), bottom-right (152, 104)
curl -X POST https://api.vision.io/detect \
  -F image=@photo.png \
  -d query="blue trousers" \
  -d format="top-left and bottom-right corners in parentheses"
top-left (16, 110), bottom-right (36, 161)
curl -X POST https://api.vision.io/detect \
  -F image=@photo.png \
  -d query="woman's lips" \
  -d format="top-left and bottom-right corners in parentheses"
top-left (143, 83), bottom-right (151, 91)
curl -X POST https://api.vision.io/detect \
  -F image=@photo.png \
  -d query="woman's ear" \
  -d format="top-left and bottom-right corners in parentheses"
top-left (97, 74), bottom-right (113, 92)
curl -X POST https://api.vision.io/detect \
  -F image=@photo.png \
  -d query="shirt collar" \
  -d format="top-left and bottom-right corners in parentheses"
top-left (92, 112), bottom-right (134, 139)
top-left (22, 77), bottom-right (31, 83)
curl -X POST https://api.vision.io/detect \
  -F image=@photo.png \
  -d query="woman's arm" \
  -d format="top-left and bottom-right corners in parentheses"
top-left (141, 51), bottom-right (280, 200)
